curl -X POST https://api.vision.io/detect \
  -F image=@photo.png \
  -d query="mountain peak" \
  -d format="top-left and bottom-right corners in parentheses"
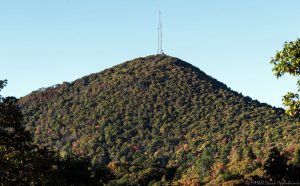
top-left (19, 55), bottom-right (298, 184)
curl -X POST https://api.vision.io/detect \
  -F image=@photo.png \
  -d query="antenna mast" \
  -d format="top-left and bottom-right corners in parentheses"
top-left (157, 10), bottom-right (163, 55)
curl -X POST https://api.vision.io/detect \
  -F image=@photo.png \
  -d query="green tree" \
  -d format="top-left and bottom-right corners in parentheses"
top-left (270, 39), bottom-right (300, 117)
top-left (197, 147), bottom-right (215, 177)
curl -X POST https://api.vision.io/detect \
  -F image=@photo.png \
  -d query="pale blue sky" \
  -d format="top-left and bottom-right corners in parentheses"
top-left (0, 0), bottom-right (299, 108)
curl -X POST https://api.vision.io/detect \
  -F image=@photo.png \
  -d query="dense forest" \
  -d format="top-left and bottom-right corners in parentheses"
top-left (5, 55), bottom-right (298, 185)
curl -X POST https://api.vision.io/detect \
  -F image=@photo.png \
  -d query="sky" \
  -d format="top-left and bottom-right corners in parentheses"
top-left (0, 0), bottom-right (299, 108)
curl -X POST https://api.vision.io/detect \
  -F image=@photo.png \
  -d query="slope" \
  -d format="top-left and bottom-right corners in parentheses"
top-left (19, 55), bottom-right (299, 184)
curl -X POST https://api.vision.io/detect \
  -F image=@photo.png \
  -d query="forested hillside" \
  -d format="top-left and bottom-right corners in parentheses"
top-left (19, 55), bottom-right (299, 185)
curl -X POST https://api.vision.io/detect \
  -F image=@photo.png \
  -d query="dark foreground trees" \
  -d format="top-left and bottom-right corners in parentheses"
top-left (0, 79), bottom-right (171, 185)
top-left (245, 147), bottom-right (300, 184)
top-left (264, 147), bottom-right (300, 182)
top-left (0, 80), bottom-right (102, 185)
top-left (0, 79), bottom-right (52, 185)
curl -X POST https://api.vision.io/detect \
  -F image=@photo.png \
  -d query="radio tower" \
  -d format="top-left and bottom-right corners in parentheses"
top-left (157, 10), bottom-right (164, 55)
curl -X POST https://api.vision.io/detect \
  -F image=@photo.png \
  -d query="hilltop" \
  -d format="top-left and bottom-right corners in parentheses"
top-left (19, 55), bottom-right (299, 184)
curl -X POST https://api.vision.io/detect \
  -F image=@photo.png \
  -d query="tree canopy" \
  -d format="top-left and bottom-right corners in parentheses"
top-left (0, 79), bottom-right (50, 185)
top-left (270, 39), bottom-right (300, 117)
top-left (19, 55), bottom-right (300, 184)
top-left (1, 54), bottom-right (300, 184)
top-left (0, 80), bottom-right (102, 185)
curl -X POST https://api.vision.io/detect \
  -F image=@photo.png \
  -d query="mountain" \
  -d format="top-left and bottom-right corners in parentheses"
top-left (19, 55), bottom-right (299, 185)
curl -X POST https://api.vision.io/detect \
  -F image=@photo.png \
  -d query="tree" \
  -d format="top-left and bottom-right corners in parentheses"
top-left (197, 147), bottom-right (215, 177)
top-left (246, 147), bottom-right (300, 183)
top-left (264, 147), bottom-right (288, 181)
top-left (0, 80), bottom-right (105, 185)
top-left (270, 39), bottom-right (300, 117)
top-left (0, 80), bottom-right (55, 185)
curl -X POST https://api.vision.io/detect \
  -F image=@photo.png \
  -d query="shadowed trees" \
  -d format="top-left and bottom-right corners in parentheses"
top-left (0, 80), bottom-right (103, 185)
top-left (0, 79), bottom-right (54, 185)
